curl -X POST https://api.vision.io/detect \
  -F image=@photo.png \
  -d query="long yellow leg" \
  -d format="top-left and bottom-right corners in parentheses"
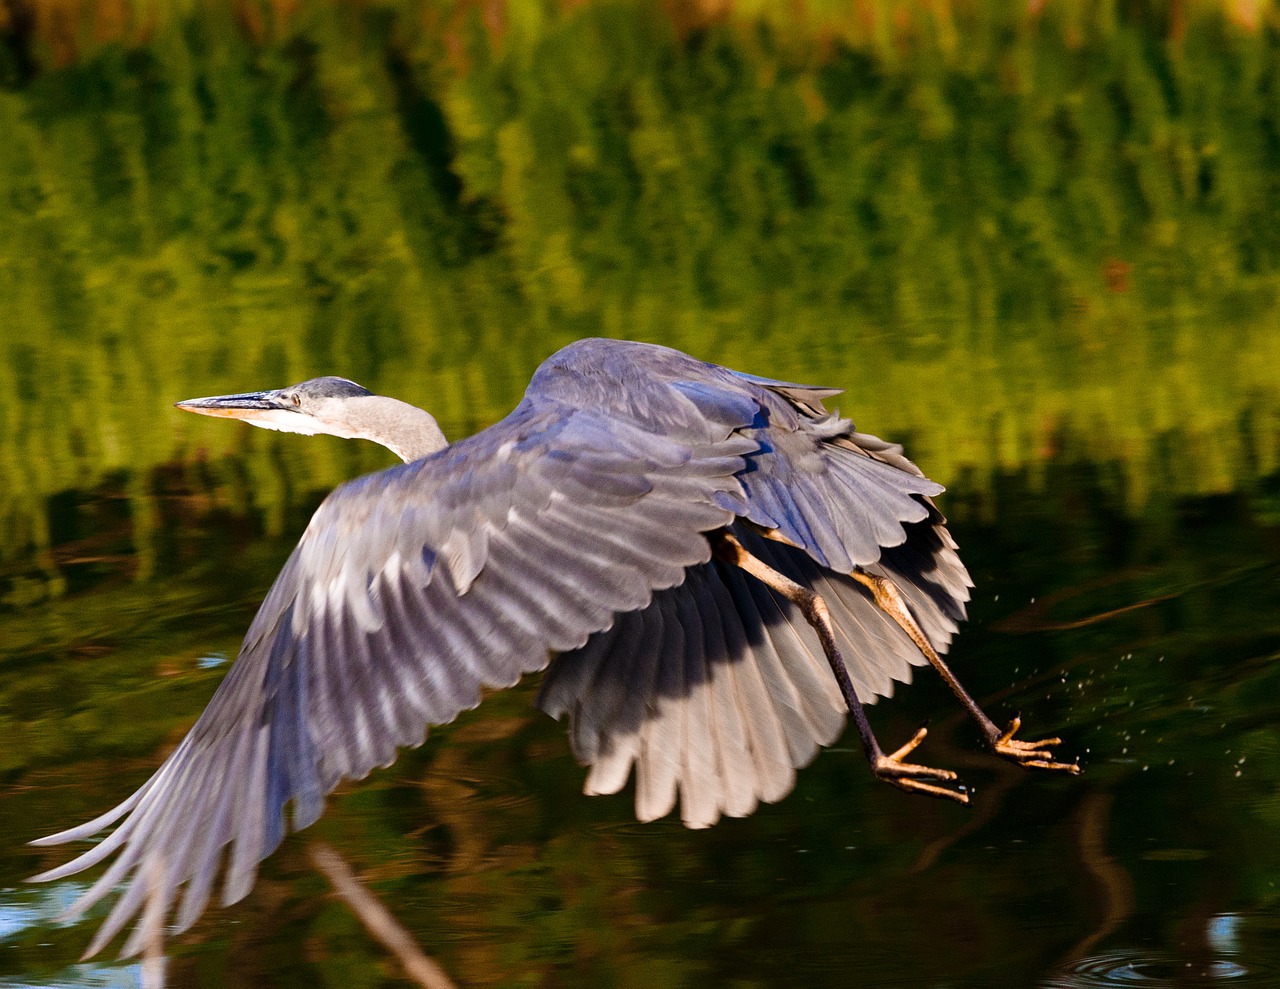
top-left (710, 531), bottom-right (969, 804)
top-left (847, 569), bottom-right (1080, 774)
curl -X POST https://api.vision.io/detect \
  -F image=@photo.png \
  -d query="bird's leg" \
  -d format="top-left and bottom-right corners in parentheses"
top-left (709, 531), bottom-right (969, 804)
top-left (847, 569), bottom-right (1080, 775)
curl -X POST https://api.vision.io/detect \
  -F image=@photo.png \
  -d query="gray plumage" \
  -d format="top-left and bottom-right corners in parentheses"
top-left (30, 338), bottom-right (972, 957)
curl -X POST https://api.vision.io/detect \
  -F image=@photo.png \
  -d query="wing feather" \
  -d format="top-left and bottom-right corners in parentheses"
top-left (718, 571), bottom-right (794, 806)
top-left (636, 603), bottom-right (681, 822)
top-left (32, 398), bottom-right (750, 953)
top-left (673, 584), bottom-right (721, 828)
top-left (580, 624), bottom-right (646, 796)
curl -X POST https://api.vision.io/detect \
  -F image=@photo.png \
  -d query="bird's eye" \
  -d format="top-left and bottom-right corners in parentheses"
top-left (291, 394), bottom-right (301, 407)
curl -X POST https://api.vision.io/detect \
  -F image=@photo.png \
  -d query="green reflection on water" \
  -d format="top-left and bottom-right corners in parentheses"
top-left (0, 2), bottom-right (1279, 987)
top-left (1, 0), bottom-right (1278, 576)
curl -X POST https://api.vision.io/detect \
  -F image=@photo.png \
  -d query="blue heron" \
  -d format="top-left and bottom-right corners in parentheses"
top-left (31, 338), bottom-right (1077, 957)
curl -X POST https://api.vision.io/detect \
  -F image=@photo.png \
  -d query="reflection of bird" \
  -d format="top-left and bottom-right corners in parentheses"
top-left (32, 338), bottom-right (1077, 956)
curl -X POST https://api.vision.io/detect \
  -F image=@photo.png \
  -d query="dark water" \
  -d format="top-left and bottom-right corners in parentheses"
top-left (1, 3), bottom-right (1279, 986)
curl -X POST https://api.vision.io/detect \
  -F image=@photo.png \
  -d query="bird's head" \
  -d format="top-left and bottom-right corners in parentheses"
top-left (176, 376), bottom-right (447, 461)
top-left (175, 376), bottom-right (376, 440)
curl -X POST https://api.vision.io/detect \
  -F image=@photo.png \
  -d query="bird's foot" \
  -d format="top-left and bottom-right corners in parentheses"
top-left (990, 715), bottom-right (1081, 774)
top-left (872, 725), bottom-right (970, 805)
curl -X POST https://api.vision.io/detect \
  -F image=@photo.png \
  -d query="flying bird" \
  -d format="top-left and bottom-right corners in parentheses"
top-left (31, 338), bottom-right (1078, 957)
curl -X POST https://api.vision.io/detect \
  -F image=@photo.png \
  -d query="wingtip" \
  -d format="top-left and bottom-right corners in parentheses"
top-left (28, 830), bottom-right (72, 849)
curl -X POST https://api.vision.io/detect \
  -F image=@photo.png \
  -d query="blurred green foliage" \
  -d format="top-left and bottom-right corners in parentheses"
top-left (0, 0), bottom-right (1277, 582)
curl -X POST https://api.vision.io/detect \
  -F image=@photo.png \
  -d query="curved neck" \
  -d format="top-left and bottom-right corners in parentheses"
top-left (346, 396), bottom-right (448, 462)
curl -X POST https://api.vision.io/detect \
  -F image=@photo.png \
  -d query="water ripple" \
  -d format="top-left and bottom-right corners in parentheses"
top-left (1046, 949), bottom-right (1267, 988)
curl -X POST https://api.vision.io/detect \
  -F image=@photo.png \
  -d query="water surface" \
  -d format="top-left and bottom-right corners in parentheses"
top-left (1, 3), bottom-right (1279, 986)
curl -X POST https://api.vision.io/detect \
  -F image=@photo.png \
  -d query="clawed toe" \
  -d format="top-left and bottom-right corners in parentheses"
top-left (863, 713), bottom-right (1080, 805)
top-left (873, 726), bottom-right (970, 804)
top-left (991, 716), bottom-right (1081, 775)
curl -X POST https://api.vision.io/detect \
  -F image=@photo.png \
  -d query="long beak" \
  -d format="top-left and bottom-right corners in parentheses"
top-left (175, 390), bottom-right (289, 421)
top-left (174, 390), bottom-right (325, 437)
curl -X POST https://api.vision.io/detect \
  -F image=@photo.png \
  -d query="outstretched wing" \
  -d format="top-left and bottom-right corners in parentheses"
top-left (535, 349), bottom-right (972, 828)
top-left (540, 506), bottom-right (971, 829)
top-left (30, 400), bottom-right (754, 957)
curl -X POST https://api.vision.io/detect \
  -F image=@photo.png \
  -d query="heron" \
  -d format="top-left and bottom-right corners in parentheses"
top-left (30, 338), bottom-right (1078, 957)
